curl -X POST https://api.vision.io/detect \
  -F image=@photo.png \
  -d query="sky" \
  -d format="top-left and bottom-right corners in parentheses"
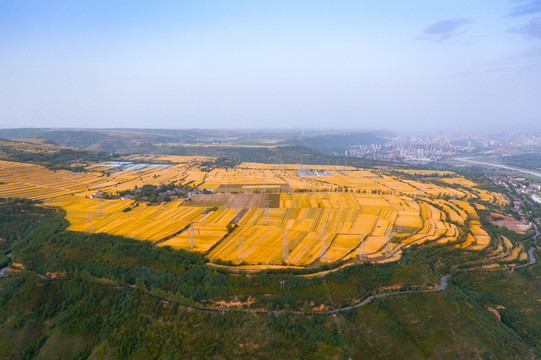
top-left (1, 0), bottom-right (541, 132)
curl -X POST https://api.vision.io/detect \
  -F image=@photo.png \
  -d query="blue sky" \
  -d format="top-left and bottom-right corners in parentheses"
top-left (1, 0), bottom-right (541, 132)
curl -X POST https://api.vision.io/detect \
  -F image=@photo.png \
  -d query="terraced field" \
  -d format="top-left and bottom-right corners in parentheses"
top-left (0, 158), bottom-right (512, 268)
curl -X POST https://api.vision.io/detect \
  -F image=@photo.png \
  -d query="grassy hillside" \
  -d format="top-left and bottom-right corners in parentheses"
top-left (0, 199), bottom-right (539, 359)
top-left (0, 129), bottom-right (397, 168)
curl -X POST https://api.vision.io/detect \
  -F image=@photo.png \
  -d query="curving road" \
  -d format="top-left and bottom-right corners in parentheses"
top-left (8, 220), bottom-right (539, 316)
top-left (131, 274), bottom-right (451, 316)
top-left (513, 246), bottom-right (536, 269)
top-left (10, 247), bottom-right (536, 316)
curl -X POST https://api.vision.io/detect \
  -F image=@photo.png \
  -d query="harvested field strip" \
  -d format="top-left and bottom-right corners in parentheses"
top-left (159, 223), bottom-right (229, 252)
top-left (452, 200), bottom-right (478, 219)
top-left (325, 234), bottom-right (363, 261)
top-left (0, 159), bottom-right (506, 267)
top-left (287, 232), bottom-right (329, 265)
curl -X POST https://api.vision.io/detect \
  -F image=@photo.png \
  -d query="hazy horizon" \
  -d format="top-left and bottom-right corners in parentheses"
top-left (2, 1), bottom-right (541, 132)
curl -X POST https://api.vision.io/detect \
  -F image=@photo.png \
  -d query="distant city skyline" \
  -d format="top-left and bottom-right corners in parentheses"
top-left (1, 1), bottom-right (541, 131)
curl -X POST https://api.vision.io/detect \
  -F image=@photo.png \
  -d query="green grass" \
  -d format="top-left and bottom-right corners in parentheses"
top-left (1, 198), bottom-right (540, 359)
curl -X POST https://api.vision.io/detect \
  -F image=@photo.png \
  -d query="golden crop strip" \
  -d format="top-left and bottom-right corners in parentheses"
top-left (0, 159), bottom-right (508, 267)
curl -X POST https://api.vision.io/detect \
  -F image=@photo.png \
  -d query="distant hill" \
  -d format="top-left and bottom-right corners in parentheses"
top-left (155, 144), bottom-right (397, 168)
top-left (0, 129), bottom-right (200, 153)
top-left (0, 138), bottom-right (117, 171)
top-left (0, 129), bottom-right (110, 148)
top-left (0, 128), bottom-right (400, 168)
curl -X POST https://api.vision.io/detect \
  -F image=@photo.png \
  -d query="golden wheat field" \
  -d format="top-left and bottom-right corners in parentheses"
top-left (0, 158), bottom-right (510, 267)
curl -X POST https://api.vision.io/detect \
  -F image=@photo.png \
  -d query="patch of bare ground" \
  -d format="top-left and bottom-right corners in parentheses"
top-left (377, 284), bottom-right (403, 292)
top-left (10, 262), bottom-right (24, 270)
top-left (45, 272), bottom-right (67, 279)
top-left (312, 303), bottom-right (328, 312)
top-left (239, 342), bottom-right (260, 349)
top-left (481, 263), bottom-right (505, 269)
top-left (487, 307), bottom-right (501, 321)
top-left (487, 212), bottom-right (531, 233)
top-left (205, 296), bottom-right (257, 309)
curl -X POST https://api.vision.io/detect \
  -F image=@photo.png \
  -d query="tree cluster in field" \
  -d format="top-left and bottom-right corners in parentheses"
top-left (103, 183), bottom-right (200, 204)
top-left (199, 157), bottom-right (240, 171)
top-left (388, 170), bottom-right (454, 180)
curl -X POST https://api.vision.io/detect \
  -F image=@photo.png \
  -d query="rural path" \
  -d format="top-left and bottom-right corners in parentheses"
top-left (126, 242), bottom-right (539, 316)
top-left (129, 274), bottom-right (451, 316)
top-left (5, 222), bottom-right (539, 316)
top-left (323, 275), bottom-right (450, 315)
top-left (6, 247), bottom-right (538, 317)
top-left (14, 269), bottom-right (450, 316)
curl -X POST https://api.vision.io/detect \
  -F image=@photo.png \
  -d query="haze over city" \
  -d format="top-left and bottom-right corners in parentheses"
top-left (1, 0), bottom-right (541, 131)
top-left (4, 3), bottom-right (541, 358)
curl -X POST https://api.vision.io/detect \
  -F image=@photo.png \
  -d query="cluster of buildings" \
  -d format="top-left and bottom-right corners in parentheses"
top-left (490, 175), bottom-right (541, 209)
top-left (346, 135), bottom-right (473, 163)
top-left (346, 132), bottom-right (541, 164)
top-left (482, 134), bottom-right (541, 151)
